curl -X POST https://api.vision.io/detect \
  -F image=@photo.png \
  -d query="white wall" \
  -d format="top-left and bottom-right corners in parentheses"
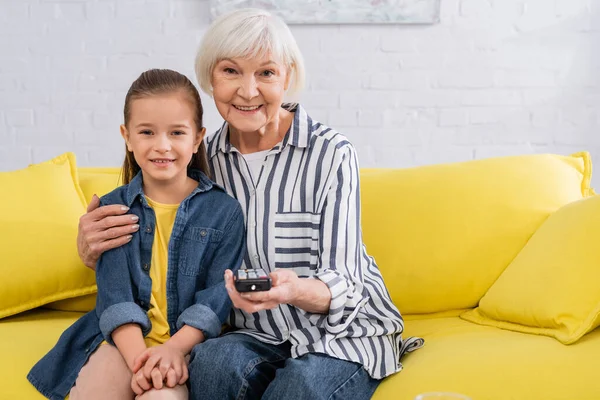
top-left (1, 0), bottom-right (599, 187)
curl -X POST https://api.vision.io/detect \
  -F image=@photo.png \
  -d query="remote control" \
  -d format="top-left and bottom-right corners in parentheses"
top-left (234, 268), bottom-right (272, 292)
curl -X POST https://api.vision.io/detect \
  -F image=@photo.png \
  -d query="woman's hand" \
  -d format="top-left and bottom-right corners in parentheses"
top-left (224, 269), bottom-right (300, 313)
top-left (132, 344), bottom-right (188, 389)
top-left (77, 194), bottom-right (140, 270)
top-left (225, 269), bottom-right (332, 314)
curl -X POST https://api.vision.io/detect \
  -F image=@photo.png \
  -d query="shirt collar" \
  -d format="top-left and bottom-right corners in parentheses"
top-left (208, 103), bottom-right (312, 159)
top-left (124, 169), bottom-right (214, 207)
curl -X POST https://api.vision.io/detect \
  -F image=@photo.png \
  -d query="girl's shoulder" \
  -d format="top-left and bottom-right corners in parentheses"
top-left (188, 169), bottom-right (241, 210)
top-left (197, 183), bottom-right (241, 212)
top-left (98, 184), bottom-right (130, 207)
top-left (186, 184), bottom-right (243, 232)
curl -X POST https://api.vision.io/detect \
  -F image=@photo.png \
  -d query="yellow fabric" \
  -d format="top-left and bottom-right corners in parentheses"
top-left (360, 152), bottom-right (592, 314)
top-left (0, 309), bottom-right (83, 399)
top-left (45, 294), bottom-right (97, 313)
top-left (372, 316), bottom-right (600, 400)
top-left (461, 194), bottom-right (600, 344)
top-left (144, 197), bottom-right (178, 347)
top-left (0, 153), bottom-right (96, 319)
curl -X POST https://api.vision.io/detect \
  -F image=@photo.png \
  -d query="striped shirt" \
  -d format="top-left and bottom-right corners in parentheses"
top-left (206, 104), bottom-right (423, 379)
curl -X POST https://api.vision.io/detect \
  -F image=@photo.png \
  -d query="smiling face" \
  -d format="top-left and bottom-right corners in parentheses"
top-left (120, 91), bottom-right (205, 188)
top-left (211, 54), bottom-right (290, 138)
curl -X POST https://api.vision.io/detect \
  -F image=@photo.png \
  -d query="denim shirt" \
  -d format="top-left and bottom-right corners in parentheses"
top-left (28, 169), bottom-right (246, 400)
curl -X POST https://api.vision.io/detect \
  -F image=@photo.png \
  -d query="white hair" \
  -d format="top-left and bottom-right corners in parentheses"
top-left (195, 8), bottom-right (305, 96)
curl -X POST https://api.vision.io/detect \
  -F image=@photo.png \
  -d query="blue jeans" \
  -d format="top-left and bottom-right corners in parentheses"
top-left (188, 333), bottom-right (380, 400)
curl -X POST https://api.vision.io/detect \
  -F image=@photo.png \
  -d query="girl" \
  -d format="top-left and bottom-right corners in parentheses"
top-left (28, 69), bottom-right (246, 400)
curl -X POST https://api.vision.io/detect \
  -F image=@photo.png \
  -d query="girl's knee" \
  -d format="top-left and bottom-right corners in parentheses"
top-left (70, 345), bottom-right (132, 400)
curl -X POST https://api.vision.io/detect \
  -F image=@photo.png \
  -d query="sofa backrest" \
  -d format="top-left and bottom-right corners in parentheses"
top-left (76, 152), bottom-right (593, 315)
top-left (359, 153), bottom-right (592, 314)
top-left (78, 167), bottom-right (121, 204)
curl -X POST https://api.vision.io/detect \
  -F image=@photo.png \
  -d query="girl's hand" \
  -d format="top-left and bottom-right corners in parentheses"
top-left (131, 367), bottom-right (153, 395)
top-left (131, 366), bottom-right (184, 393)
top-left (132, 344), bottom-right (188, 388)
top-left (224, 269), bottom-right (300, 313)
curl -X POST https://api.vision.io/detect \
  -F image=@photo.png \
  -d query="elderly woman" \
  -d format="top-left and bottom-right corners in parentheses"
top-left (78, 8), bottom-right (422, 400)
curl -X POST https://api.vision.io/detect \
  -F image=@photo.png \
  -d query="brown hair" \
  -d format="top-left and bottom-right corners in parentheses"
top-left (120, 68), bottom-right (210, 184)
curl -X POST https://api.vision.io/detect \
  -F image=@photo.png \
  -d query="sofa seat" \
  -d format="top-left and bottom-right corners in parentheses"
top-left (1, 309), bottom-right (82, 399)
top-left (375, 313), bottom-right (600, 400)
top-left (4, 308), bottom-right (599, 399)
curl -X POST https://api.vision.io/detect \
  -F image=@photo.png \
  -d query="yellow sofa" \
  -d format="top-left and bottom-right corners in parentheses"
top-left (2, 152), bottom-right (599, 400)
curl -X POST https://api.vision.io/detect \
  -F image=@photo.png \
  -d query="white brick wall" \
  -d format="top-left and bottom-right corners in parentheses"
top-left (1, 0), bottom-right (599, 188)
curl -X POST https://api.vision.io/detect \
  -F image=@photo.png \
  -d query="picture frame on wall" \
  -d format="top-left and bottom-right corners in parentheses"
top-left (210, 0), bottom-right (441, 25)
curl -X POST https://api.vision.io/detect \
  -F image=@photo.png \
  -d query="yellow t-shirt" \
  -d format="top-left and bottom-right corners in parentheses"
top-left (102, 197), bottom-right (178, 347)
top-left (144, 197), bottom-right (178, 347)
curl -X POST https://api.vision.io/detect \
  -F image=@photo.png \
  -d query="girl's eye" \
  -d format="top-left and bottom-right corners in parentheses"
top-left (140, 130), bottom-right (152, 135)
top-left (172, 131), bottom-right (185, 136)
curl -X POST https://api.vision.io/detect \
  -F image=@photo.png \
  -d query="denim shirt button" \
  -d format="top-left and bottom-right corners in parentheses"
top-left (200, 230), bottom-right (207, 237)
top-left (145, 226), bottom-right (152, 233)
top-left (143, 263), bottom-right (150, 271)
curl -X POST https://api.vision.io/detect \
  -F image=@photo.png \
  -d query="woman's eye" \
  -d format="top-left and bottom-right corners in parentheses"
top-left (261, 70), bottom-right (275, 77)
top-left (224, 67), bottom-right (237, 74)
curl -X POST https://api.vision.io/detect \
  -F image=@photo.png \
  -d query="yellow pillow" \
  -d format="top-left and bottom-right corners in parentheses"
top-left (461, 194), bottom-right (600, 344)
top-left (44, 167), bottom-right (121, 313)
top-left (360, 152), bottom-right (593, 314)
top-left (0, 152), bottom-right (97, 319)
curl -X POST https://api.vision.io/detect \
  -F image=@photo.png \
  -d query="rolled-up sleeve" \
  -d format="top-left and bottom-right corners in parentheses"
top-left (176, 304), bottom-right (222, 340)
top-left (302, 144), bottom-right (370, 334)
top-left (95, 245), bottom-right (151, 344)
top-left (177, 206), bottom-right (246, 339)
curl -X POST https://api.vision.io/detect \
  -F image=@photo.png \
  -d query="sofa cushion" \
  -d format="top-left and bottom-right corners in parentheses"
top-left (5, 310), bottom-right (599, 400)
top-left (0, 309), bottom-right (82, 399)
top-left (372, 316), bottom-right (600, 400)
top-left (0, 153), bottom-right (97, 319)
top-left (44, 167), bottom-right (121, 313)
top-left (360, 152), bottom-right (593, 314)
top-left (44, 293), bottom-right (97, 313)
top-left (461, 194), bottom-right (600, 344)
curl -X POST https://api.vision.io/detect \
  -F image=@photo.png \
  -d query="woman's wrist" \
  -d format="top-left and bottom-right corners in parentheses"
top-left (290, 277), bottom-right (331, 314)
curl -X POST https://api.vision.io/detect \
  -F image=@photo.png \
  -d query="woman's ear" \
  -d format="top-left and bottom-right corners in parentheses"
top-left (194, 127), bottom-right (207, 153)
top-left (120, 125), bottom-right (132, 152)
